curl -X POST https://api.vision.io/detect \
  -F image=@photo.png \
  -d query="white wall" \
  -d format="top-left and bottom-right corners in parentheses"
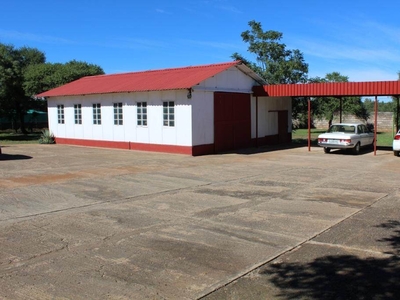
top-left (47, 90), bottom-right (192, 146)
top-left (195, 67), bottom-right (256, 93)
top-left (254, 96), bottom-right (292, 137)
top-left (190, 91), bottom-right (214, 146)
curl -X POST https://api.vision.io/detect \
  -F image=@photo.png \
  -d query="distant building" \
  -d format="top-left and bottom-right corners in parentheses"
top-left (37, 61), bottom-right (292, 155)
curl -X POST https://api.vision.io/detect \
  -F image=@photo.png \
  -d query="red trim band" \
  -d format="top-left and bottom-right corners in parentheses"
top-left (54, 137), bottom-right (214, 156)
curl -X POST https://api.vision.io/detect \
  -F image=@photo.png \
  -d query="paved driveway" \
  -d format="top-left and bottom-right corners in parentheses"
top-left (0, 145), bottom-right (399, 299)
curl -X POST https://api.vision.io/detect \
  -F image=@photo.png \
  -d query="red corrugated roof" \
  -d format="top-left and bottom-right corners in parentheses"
top-left (37, 61), bottom-right (242, 97)
top-left (253, 81), bottom-right (400, 97)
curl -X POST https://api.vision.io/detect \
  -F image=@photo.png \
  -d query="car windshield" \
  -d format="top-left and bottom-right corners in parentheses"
top-left (328, 125), bottom-right (355, 133)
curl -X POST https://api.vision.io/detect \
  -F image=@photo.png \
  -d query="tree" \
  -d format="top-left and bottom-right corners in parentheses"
top-left (232, 20), bottom-right (309, 126)
top-left (232, 20), bottom-right (308, 84)
top-left (310, 72), bottom-right (369, 128)
top-left (0, 44), bottom-right (39, 132)
top-left (363, 98), bottom-right (394, 112)
top-left (0, 43), bottom-right (104, 132)
top-left (24, 60), bottom-right (104, 97)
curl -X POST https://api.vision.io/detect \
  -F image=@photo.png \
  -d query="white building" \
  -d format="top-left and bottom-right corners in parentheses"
top-left (37, 61), bottom-right (292, 156)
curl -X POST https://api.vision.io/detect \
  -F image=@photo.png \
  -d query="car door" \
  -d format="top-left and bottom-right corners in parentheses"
top-left (363, 124), bottom-right (374, 145)
top-left (358, 125), bottom-right (372, 146)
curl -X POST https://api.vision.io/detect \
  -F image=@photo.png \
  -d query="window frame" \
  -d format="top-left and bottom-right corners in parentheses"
top-left (137, 102), bottom-right (147, 126)
top-left (57, 104), bottom-right (64, 124)
top-left (74, 104), bottom-right (82, 125)
top-left (163, 101), bottom-right (175, 127)
top-left (93, 103), bottom-right (101, 125)
top-left (113, 102), bottom-right (123, 125)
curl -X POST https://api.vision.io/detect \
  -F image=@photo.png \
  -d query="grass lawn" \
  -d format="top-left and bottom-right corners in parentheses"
top-left (292, 128), bottom-right (395, 147)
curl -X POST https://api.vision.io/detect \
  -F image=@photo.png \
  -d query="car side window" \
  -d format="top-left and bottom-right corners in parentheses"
top-left (328, 125), bottom-right (339, 132)
top-left (358, 125), bottom-right (363, 133)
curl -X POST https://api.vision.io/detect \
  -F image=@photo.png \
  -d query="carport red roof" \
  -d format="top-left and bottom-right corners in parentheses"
top-left (253, 81), bottom-right (400, 97)
top-left (37, 61), bottom-right (245, 97)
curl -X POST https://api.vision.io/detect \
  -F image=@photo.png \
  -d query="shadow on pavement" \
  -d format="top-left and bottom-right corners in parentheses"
top-left (223, 143), bottom-right (312, 156)
top-left (264, 255), bottom-right (400, 299)
top-left (218, 141), bottom-right (393, 156)
top-left (377, 220), bottom-right (400, 256)
top-left (326, 146), bottom-right (393, 156)
top-left (0, 153), bottom-right (32, 161)
top-left (262, 220), bottom-right (400, 299)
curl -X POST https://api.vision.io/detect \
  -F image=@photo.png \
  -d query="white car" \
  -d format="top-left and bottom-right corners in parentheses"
top-left (393, 130), bottom-right (400, 156)
top-left (318, 123), bottom-right (374, 155)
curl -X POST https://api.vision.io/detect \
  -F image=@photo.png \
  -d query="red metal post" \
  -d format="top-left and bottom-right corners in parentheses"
top-left (255, 96), bottom-right (258, 148)
top-left (374, 96), bottom-right (378, 156)
top-left (396, 96), bottom-right (399, 133)
top-left (308, 97), bottom-right (311, 151)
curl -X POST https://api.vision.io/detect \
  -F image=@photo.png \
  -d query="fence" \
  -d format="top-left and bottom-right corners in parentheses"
top-left (312, 112), bottom-right (394, 132)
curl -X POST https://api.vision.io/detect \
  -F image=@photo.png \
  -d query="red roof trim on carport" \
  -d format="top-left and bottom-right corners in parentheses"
top-left (253, 81), bottom-right (400, 97)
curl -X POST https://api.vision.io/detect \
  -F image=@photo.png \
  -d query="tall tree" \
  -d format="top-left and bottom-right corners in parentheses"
top-left (363, 98), bottom-right (395, 112)
top-left (311, 72), bottom-right (369, 127)
top-left (232, 20), bottom-right (308, 84)
top-left (0, 43), bottom-right (104, 132)
top-left (0, 44), bottom-right (40, 132)
top-left (24, 60), bottom-right (104, 97)
top-left (232, 20), bottom-right (309, 125)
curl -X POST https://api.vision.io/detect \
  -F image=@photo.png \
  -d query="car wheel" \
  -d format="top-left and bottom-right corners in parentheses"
top-left (394, 151), bottom-right (399, 157)
top-left (352, 142), bottom-right (360, 155)
top-left (323, 147), bottom-right (330, 153)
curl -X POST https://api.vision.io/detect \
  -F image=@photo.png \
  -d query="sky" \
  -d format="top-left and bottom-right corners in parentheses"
top-left (1, 0), bottom-right (400, 85)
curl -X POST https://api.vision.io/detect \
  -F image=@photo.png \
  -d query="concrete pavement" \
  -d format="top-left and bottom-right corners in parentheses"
top-left (0, 144), bottom-right (399, 299)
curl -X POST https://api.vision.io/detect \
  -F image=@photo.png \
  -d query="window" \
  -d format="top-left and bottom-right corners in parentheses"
top-left (113, 102), bottom-right (123, 125)
top-left (358, 125), bottom-right (368, 133)
top-left (93, 103), bottom-right (101, 125)
top-left (163, 101), bottom-right (174, 127)
top-left (74, 104), bottom-right (82, 124)
top-left (137, 102), bottom-right (147, 126)
top-left (57, 105), bottom-right (64, 124)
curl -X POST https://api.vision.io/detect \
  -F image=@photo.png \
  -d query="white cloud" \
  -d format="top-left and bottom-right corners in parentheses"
top-left (155, 8), bottom-right (172, 14)
top-left (216, 5), bottom-right (242, 14)
top-left (0, 29), bottom-right (73, 44)
top-left (361, 21), bottom-right (400, 45)
top-left (340, 69), bottom-right (399, 82)
top-left (293, 37), bottom-right (400, 64)
top-left (289, 16), bottom-right (400, 65)
top-left (183, 39), bottom-right (241, 50)
top-left (309, 65), bottom-right (398, 82)
top-left (183, 0), bottom-right (241, 17)
top-left (107, 37), bottom-right (172, 50)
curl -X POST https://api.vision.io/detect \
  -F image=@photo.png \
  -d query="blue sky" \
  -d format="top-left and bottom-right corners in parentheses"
top-left (1, 0), bottom-right (400, 84)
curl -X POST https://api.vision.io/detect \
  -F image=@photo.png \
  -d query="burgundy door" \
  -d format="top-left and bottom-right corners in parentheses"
top-left (278, 110), bottom-right (289, 144)
top-left (214, 92), bottom-right (251, 153)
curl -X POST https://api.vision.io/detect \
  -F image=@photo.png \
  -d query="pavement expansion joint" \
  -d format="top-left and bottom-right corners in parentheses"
top-left (196, 192), bottom-right (392, 299)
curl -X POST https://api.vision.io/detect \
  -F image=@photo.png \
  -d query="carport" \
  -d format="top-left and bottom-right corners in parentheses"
top-left (253, 80), bottom-right (400, 155)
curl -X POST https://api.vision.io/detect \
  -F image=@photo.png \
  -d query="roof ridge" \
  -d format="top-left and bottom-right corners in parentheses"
top-left (88, 60), bottom-right (240, 79)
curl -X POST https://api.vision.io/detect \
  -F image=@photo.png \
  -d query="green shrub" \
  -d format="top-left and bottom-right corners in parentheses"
top-left (39, 129), bottom-right (55, 144)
